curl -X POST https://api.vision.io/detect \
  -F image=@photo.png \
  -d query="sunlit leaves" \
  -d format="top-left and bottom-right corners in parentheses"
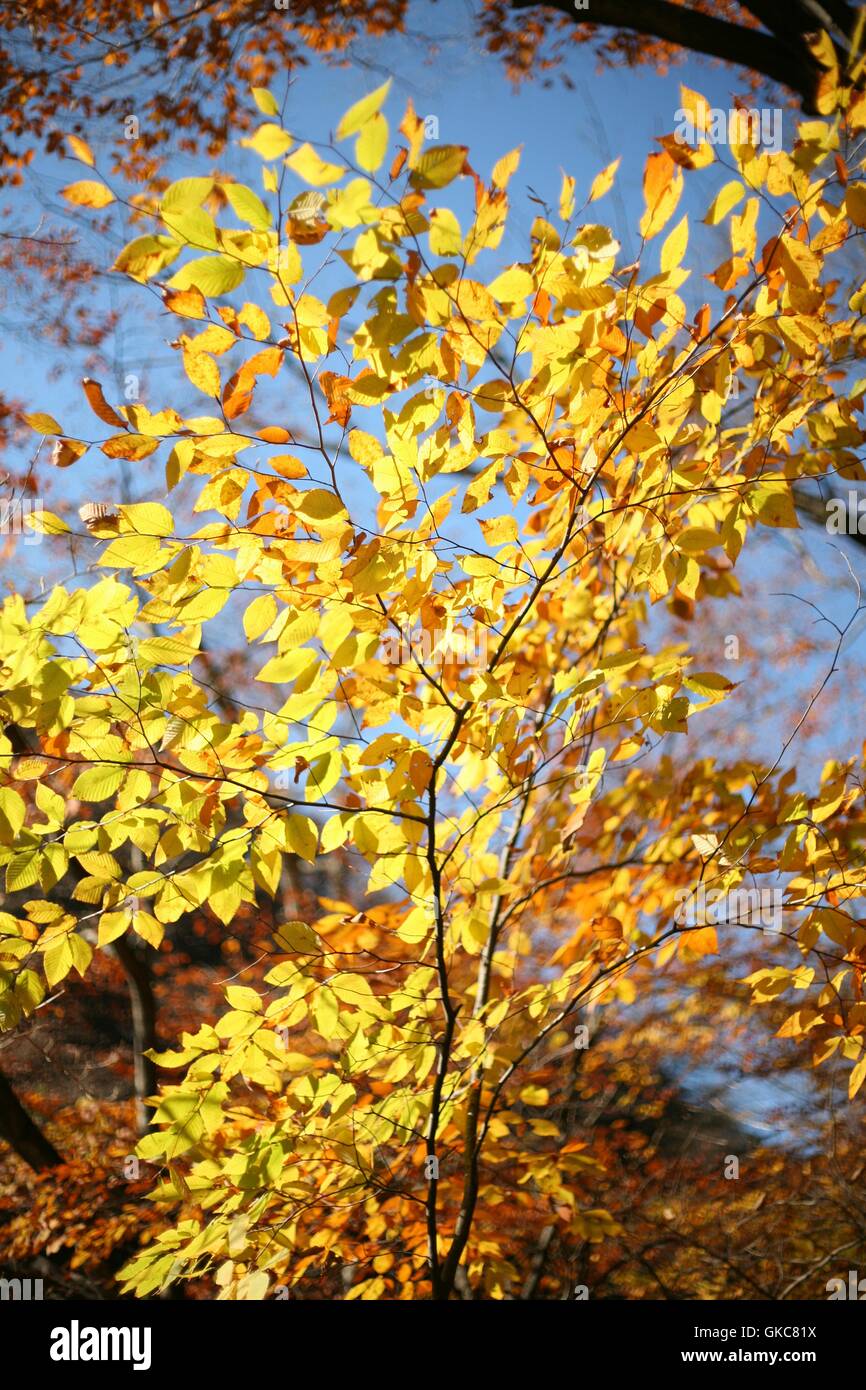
top-left (410, 144), bottom-right (468, 190)
top-left (284, 143), bottom-right (345, 186)
top-left (639, 151), bottom-right (683, 238)
top-left (114, 235), bottom-right (182, 283)
top-left (61, 180), bottom-right (114, 208)
top-left (167, 254), bottom-right (245, 296)
top-left (355, 113), bottom-right (389, 173)
top-left (588, 158), bottom-right (620, 203)
top-left (704, 179), bottom-right (744, 225)
top-left (65, 133), bottom-right (94, 166)
top-left (335, 78), bottom-right (391, 139)
top-left (251, 87), bottom-right (280, 117)
top-left (10, 77), bottom-right (866, 1307)
top-left (222, 182), bottom-right (271, 230)
top-left (23, 411), bottom-right (63, 435)
top-left (240, 124), bottom-right (292, 160)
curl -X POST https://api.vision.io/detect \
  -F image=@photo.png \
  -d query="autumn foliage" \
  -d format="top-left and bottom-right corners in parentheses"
top-left (3, 40), bottom-right (866, 1301)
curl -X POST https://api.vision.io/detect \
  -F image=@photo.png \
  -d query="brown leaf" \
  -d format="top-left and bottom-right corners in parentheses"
top-left (82, 379), bottom-right (126, 429)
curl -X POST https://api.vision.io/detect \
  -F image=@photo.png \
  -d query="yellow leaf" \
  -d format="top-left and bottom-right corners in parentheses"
top-left (488, 265), bottom-right (534, 302)
top-left (679, 85), bottom-right (711, 135)
top-left (355, 113), bottom-right (389, 173)
top-left (849, 1052), bottom-right (866, 1100)
top-left (61, 180), bottom-right (114, 209)
top-left (660, 214), bottom-right (688, 273)
top-left (101, 434), bottom-right (160, 461)
top-left (132, 911), bottom-right (164, 949)
top-left (639, 152), bottom-right (683, 239)
top-left (311, 984), bottom-right (340, 1038)
top-left (291, 489), bottom-right (348, 524)
top-left (183, 347), bottom-right (221, 397)
top-left (98, 911), bottom-right (130, 947)
top-left (336, 79), bottom-right (391, 140)
top-left (491, 146), bottom-right (521, 189)
top-left (119, 502), bottom-right (174, 537)
top-left (240, 123), bottom-right (292, 160)
top-left (429, 208), bottom-right (462, 257)
top-left (589, 158), bottom-right (620, 203)
top-left (243, 593), bottom-right (278, 641)
top-left (846, 183), bottom-right (866, 228)
top-left (704, 180), bottom-right (744, 227)
top-left (676, 526), bottom-right (718, 553)
top-left (285, 814), bottom-right (319, 861)
top-left (251, 87), bottom-right (279, 117)
top-left (284, 143), bottom-right (345, 187)
top-left (67, 133), bottom-right (94, 166)
top-left (410, 145), bottom-right (468, 190)
top-left (24, 412), bottom-right (63, 435)
top-left (559, 173), bottom-right (575, 221)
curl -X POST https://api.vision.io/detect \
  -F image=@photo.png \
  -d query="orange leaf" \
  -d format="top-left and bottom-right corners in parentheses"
top-left (223, 347), bottom-right (283, 421)
top-left (82, 379), bottom-right (126, 429)
top-left (258, 426), bottom-right (292, 444)
top-left (319, 371), bottom-right (352, 427)
top-left (163, 286), bottom-right (208, 319)
top-left (101, 434), bottom-right (160, 461)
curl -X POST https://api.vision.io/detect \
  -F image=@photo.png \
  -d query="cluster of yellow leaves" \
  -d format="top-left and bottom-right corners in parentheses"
top-left (6, 80), bottom-right (866, 1298)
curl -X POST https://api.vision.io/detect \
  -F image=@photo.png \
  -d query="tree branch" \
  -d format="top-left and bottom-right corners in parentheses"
top-left (510, 0), bottom-right (826, 103)
top-left (0, 1066), bottom-right (63, 1171)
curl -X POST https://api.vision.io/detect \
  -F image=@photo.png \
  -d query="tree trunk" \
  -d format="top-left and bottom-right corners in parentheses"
top-left (510, 0), bottom-right (862, 109)
top-left (112, 937), bottom-right (158, 1136)
top-left (0, 1066), bottom-right (63, 1170)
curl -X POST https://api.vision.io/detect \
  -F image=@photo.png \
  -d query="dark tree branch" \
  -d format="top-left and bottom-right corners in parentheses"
top-left (510, 0), bottom-right (859, 106)
top-left (0, 1066), bottom-right (63, 1171)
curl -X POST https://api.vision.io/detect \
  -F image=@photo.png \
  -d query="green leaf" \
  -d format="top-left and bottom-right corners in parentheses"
top-left (167, 255), bottom-right (246, 296)
top-left (0, 788), bottom-right (26, 842)
top-left (223, 183), bottom-right (271, 231)
top-left (43, 936), bottom-right (74, 987)
top-left (72, 765), bottom-right (126, 801)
